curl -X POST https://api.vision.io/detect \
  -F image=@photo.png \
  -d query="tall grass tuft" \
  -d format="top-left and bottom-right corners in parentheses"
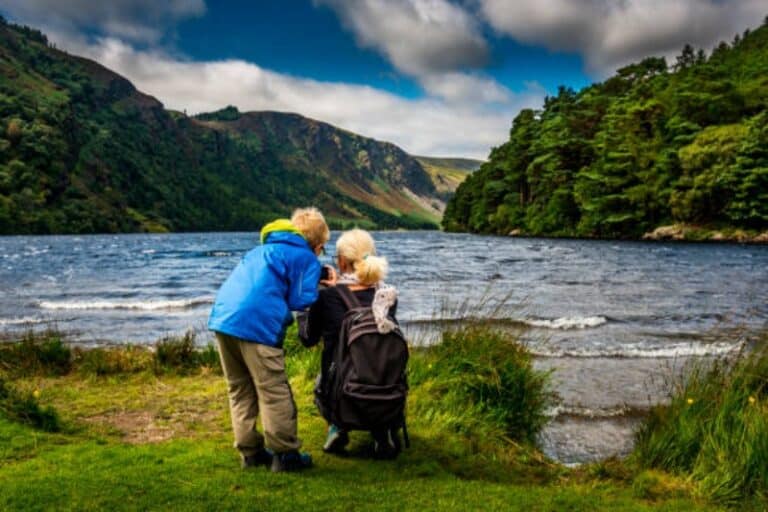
top-left (154, 331), bottom-right (199, 373)
top-left (0, 329), bottom-right (71, 377)
top-left (633, 341), bottom-right (768, 505)
top-left (0, 375), bottom-right (61, 432)
top-left (73, 345), bottom-right (153, 376)
top-left (410, 324), bottom-right (554, 446)
top-left (153, 332), bottom-right (223, 374)
top-left (197, 343), bottom-right (223, 374)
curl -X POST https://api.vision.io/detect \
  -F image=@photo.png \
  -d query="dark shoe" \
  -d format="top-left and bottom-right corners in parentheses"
top-left (271, 451), bottom-right (313, 472)
top-left (372, 428), bottom-right (401, 460)
top-left (241, 448), bottom-right (273, 469)
top-left (323, 424), bottom-right (349, 454)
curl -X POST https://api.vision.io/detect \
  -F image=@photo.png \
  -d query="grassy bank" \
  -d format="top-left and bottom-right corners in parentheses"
top-left (633, 341), bottom-right (768, 506)
top-left (0, 328), bottom-right (720, 511)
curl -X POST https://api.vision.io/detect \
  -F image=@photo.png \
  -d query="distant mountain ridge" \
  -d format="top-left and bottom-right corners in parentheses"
top-left (414, 156), bottom-right (480, 200)
top-left (0, 18), bottom-right (456, 234)
top-left (415, 157), bottom-right (482, 173)
top-left (193, 107), bottom-right (444, 222)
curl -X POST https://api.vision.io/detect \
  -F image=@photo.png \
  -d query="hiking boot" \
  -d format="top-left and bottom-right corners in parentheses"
top-left (323, 424), bottom-right (349, 454)
top-left (271, 451), bottom-right (313, 472)
top-left (241, 448), bottom-right (273, 469)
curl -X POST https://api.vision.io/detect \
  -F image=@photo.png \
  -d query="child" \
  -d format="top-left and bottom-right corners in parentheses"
top-left (208, 207), bottom-right (329, 472)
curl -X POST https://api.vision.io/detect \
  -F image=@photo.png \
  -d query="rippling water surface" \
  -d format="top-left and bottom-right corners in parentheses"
top-left (1, 231), bottom-right (766, 463)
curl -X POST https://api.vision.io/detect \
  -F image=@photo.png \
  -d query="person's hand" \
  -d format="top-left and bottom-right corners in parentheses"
top-left (319, 265), bottom-right (338, 287)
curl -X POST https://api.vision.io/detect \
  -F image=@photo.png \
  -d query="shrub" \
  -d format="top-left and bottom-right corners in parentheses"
top-left (633, 342), bottom-right (768, 505)
top-left (0, 375), bottom-right (61, 432)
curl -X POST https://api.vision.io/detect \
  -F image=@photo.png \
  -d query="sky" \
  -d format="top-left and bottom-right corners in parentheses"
top-left (1, 0), bottom-right (766, 159)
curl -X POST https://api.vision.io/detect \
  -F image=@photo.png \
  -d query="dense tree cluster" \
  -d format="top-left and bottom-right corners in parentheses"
top-left (0, 19), bottom-right (437, 234)
top-left (444, 21), bottom-right (768, 238)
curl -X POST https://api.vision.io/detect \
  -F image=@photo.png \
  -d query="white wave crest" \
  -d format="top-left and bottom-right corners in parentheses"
top-left (525, 316), bottom-right (608, 330)
top-left (0, 316), bottom-right (47, 326)
top-left (38, 297), bottom-right (213, 311)
top-left (545, 404), bottom-right (646, 419)
top-left (532, 342), bottom-right (741, 359)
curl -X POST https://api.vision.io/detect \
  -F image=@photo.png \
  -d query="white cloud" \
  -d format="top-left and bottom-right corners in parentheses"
top-left (315, 0), bottom-right (488, 76)
top-left (419, 71), bottom-right (511, 104)
top-left (478, 0), bottom-right (768, 75)
top-left (50, 33), bottom-right (543, 159)
top-left (0, 0), bottom-right (205, 43)
top-left (314, 0), bottom-right (517, 104)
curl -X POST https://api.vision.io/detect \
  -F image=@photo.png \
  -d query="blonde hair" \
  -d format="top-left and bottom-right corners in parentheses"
top-left (336, 228), bottom-right (388, 286)
top-left (291, 207), bottom-right (330, 248)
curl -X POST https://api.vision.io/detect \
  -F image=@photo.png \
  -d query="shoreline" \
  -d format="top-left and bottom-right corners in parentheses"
top-left (447, 224), bottom-right (768, 244)
top-left (2, 224), bottom-right (768, 244)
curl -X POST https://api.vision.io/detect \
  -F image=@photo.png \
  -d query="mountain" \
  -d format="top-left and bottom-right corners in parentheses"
top-left (444, 19), bottom-right (768, 240)
top-left (414, 156), bottom-right (481, 200)
top-left (0, 18), bottom-right (442, 234)
top-left (192, 107), bottom-right (443, 225)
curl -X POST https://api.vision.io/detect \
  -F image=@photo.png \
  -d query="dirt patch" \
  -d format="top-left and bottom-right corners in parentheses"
top-left (84, 411), bottom-right (172, 443)
top-left (84, 408), bottom-right (224, 444)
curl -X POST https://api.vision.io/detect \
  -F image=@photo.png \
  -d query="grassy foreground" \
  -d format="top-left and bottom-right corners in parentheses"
top-left (0, 328), bottom-right (721, 511)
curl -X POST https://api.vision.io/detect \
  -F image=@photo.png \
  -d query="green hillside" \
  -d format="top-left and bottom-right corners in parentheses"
top-left (0, 19), bottom-right (441, 234)
top-left (414, 156), bottom-right (480, 200)
top-left (443, 20), bottom-right (768, 240)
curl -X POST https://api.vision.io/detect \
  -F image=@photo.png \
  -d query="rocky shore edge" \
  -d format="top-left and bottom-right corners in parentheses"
top-left (504, 225), bottom-right (768, 243)
top-left (641, 224), bottom-right (768, 243)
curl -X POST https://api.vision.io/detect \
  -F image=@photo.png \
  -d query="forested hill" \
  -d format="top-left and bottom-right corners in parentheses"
top-left (0, 19), bottom-right (444, 234)
top-left (443, 19), bottom-right (768, 241)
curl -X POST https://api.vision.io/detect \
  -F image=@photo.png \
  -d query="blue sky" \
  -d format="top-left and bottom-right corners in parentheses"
top-left (0, 0), bottom-right (764, 158)
top-left (172, 0), bottom-right (590, 98)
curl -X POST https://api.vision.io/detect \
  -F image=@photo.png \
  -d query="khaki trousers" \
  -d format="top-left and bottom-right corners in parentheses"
top-left (215, 332), bottom-right (300, 455)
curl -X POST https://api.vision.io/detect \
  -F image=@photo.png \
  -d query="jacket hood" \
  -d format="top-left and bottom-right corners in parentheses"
top-left (260, 219), bottom-right (304, 245)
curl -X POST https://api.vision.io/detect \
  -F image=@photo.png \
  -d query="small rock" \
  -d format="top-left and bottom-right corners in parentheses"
top-left (643, 225), bottom-right (685, 241)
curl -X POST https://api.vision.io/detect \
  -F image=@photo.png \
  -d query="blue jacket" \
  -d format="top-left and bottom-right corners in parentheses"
top-left (208, 228), bottom-right (321, 347)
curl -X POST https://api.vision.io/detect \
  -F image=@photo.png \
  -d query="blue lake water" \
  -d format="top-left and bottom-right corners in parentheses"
top-left (1, 231), bottom-right (766, 463)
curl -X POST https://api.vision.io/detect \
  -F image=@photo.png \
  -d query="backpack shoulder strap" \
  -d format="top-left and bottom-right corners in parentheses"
top-left (335, 284), bottom-right (362, 311)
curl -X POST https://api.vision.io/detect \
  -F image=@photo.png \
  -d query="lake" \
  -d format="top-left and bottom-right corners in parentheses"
top-left (2, 231), bottom-right (766, 464)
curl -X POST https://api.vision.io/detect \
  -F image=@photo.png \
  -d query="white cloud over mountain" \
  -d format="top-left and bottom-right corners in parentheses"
top-left (478, 0), bottom-right (768, 75)
top-left (1, 0), bottom-right (766, 157)
top-left (49, 32), bottom-right (542, 159)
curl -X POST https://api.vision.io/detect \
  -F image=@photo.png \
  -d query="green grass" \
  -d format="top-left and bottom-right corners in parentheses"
top-left (0, 376), bottom-right (61, 432)
top-left (0, 328), bottom-right (720, 511)
top-left (633, 341), bottom-right (768, 506)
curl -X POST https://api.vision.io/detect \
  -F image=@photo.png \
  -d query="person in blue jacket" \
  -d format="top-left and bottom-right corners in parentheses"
top-left (208, 207), bottom-right (330, 472)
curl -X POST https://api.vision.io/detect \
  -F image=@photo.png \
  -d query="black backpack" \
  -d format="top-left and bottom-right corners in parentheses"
top-left (316, 285), bottom-right (410, 450)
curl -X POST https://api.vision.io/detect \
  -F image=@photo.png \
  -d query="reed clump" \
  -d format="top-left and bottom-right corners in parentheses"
top-left (154, 332), bottom-right (222, 375)
top-left (633, 341), bottom-right (768, 505)
top-left (73, 345), bottom-right (154, 376)
top-left (409, 324), bottom-right (555, 449)
top-left (0, 330), bottom-right (222, 377)
top-left (0, 329), bottom-right (71, 377)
